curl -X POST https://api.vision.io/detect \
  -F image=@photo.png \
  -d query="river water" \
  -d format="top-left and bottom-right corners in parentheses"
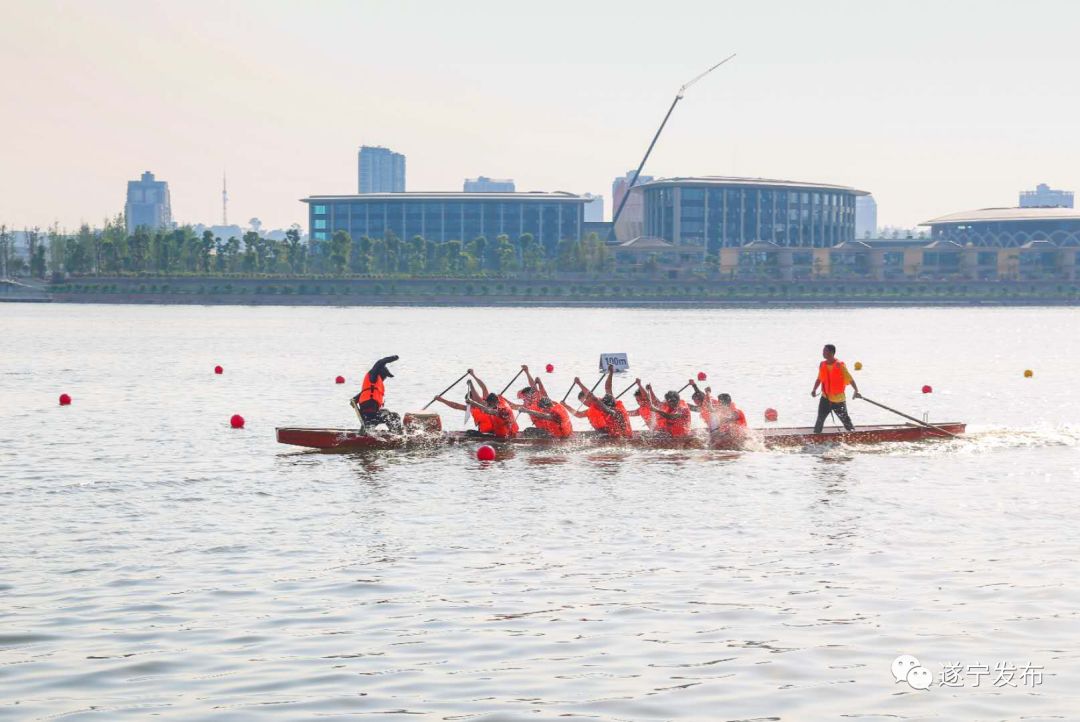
top-left (2, 304), bottom-right (1078, 720)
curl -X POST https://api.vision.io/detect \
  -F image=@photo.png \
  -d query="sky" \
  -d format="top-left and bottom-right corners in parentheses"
top-left (2, 0), bottom-right (1079, 231)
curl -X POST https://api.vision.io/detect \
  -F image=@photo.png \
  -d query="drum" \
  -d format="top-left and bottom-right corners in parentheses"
top-left (403, 412), bottom-right (442, 433)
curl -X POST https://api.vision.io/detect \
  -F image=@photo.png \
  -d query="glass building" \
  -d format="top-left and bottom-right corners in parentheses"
top-left (357, 145), bottom-right (406, 193)
top-left (641, 177), bottom-right (866, 253)
top-left (124, 170), bottom-right (172, 234)
top-left (303, 192), bottom-right (586, 251)
top-left (923, 207), bottom-right (1080, 246)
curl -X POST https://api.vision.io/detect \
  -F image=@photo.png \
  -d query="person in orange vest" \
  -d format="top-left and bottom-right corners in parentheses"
top-left (508, 365), bottom-right (566, 437)
top-left (627, 379), bottom-right (659, 431)
top-left (518, 396), bottom-right (575, 439)
top-left (353, 355), bottom-right (402, 433)
top-left (686, 379), bottom-right (716, 429)
top-left (568, 369), bottom-right (632, 438)
top-left (709, 392), bottom-right (748, 448)
top-left (811, 343), bottom-right (861, 433)
top-left (467, 392), bottom-right (519, 439)
top-left (433, 370), bottom-right (497, 435)
top-left (649, 389), bottom-right (692, 438)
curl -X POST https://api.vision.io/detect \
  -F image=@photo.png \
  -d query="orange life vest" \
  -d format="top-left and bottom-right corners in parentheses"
top-left (585, 403), bottom-right (609, 431)
top-left (698, 400), bottom-right (713, 428)
top-left (533, 403), bottom-right (573, 438)
top-left (818, 360), bottom-right (848, 400)
top-left (715, 404), bottom-right (747, 429)
top-left (637, 402), bottom-right (655, 430)
top-left (356, 373), bottom-right (385, 411)
top-left (599, 400), bottom-right (632, 438)
top-left (470, 406), bottom-right (493, 433)
top-left (656, 401), bottom-right (691, 437)
top-left (711, 404), bottom-right (748, 447)
top-left (485, 397), bottom-right (519, 439)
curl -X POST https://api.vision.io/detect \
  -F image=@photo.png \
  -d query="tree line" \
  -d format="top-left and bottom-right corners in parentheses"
top-left (1, 218), bottom-right (613, 278)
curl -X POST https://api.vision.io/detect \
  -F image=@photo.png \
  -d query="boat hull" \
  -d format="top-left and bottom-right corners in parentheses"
top-left (276, 422), bottom-right (966, 452)
top-left (758, 422), bottom-right (966, 447)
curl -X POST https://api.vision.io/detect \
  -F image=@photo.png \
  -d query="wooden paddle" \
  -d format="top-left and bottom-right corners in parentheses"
top-left (498, 369), bottom-right (524, 398)
top-left (422, 370), bottom-right (470, 410)
top-left (858, 395), bottom-right (960, 439)
top-left (614, 379), bottom-right (638, 401)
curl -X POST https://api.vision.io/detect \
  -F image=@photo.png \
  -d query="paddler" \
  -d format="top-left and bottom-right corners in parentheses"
top-left (686, 379), bottom-right (715, 430)
top-left (432, 369), bottom-right (496, 435)
top-left (506, 365), bottom-right (567, 436)
top-left (811, 343), bottom-right (860, 433)
top-left (566, 365), bottom-right (632, 437)
top-left (648, 388), bottom-right (692, 438)
top-left (517, 395), bottom-right (574, 439)
top-left (627, 379), bottom-right (658, 431)
top-left (353, 355), bottom-right (403, 433)
top-left (709, 392), bottom-right (748, 448)
top-left (467, 392), bottom-right (519, 439)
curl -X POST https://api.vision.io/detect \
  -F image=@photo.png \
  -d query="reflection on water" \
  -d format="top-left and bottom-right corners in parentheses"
top-left (2, 304), bottom-right (1080, 720)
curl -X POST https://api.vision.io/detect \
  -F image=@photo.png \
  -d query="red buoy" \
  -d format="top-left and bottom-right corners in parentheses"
top-left (59, 393), bottom-right (72, 406)
top-left (764, 407), bottom-right (778, 422)
top-left (697, 371), bottom-right (707, 381)
top-left (476, 444), bottom-right (496, 461)
top-left (230, 414), bottom-right (245, 429)
top-left (214, 365), bottom-right (223, 375)
top-left (545, 363), bottom-right (554, 373)
top-left (921, 385), bottom-right (933, 394)
top-left (335, 375), bottom-right (345, 384)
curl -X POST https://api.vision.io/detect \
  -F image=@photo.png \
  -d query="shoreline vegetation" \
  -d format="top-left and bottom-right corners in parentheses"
top-left (3, 275), bottom-right (1079, 307)
top-left (2, 222), bottom-right (1079, 306)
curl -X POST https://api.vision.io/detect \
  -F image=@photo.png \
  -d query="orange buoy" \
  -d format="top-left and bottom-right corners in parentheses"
top-left (476, 445), bottom-right (496, 461)
top-left (59, 393), bottom-right (72, 406)
top-left (230, 414), bottom-right (245, 429)
top-left (335, 375), bottom-right (345, 384)
top-left (545, 363), bottom-right (554, 373)
top-left (697, 371), bottom-right (707, 381)
top-left (921, 385), bottom-right (933, 394)
top-left (214, 365), bottom-right (223, 375)
top-left (854, 361), bottom-right (863, 371)
top-left (764, 407), bottom-right (778, 422)
top-left (1024, 369), bottom-right (1033, 378)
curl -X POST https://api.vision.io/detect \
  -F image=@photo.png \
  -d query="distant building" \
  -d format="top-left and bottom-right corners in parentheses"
top-left (464, 176), bottom-right (515, 193)
top-left (582, 193), bottom-right (604, 223)
top-left (856, 195), bottom-right (878, 239)
top-left (641, 176), bottom-right (867, 253)
top-left (124, 171), bottom-right (172, 234)
top-left (922, 206), bottom-right (1080, 246)
top-left (303, 191), bottom-right (586, 252)
top-left (1019, 183), bottom-right (1073, 209)
top-left (358, 145), bottom-right (406, 193)
top-left (612, 170), bottom-right (654, 217)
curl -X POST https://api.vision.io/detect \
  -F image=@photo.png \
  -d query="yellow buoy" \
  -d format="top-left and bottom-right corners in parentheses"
top-left (854, 361), bottom-right (863, 371)
top-left (1024, 369), bottom-right (1033, 378)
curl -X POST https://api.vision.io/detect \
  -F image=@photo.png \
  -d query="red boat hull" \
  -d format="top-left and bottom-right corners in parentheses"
top-left (755, 422), bottom-right (966, 447)
top-left (276, 422), bottom-right (965, 452)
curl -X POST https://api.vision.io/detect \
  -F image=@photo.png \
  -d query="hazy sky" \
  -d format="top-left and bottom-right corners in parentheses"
top-left (3, 0), bottom-right (1079, 231)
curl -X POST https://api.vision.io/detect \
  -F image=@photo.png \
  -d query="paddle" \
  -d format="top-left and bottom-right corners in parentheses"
top-left (422, 370), bottom-right (470, 410)
top-left (614, 379), bottom-right (638, 401)
top-left (559, 373), bottom-right (605, 411)
top-left (676, 381), bottom-right (692, 395)
top-left (858, 395), bottom-right (960, 439)
top-left (497, 369), bottom-right (524, 398)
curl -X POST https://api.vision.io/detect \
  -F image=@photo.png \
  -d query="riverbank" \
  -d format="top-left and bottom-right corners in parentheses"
top-left (11, 275), bottom-right (1080, 306)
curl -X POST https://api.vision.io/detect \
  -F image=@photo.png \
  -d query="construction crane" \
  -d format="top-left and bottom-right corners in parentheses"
top-left (607, 53), bottom-right (736, 243)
